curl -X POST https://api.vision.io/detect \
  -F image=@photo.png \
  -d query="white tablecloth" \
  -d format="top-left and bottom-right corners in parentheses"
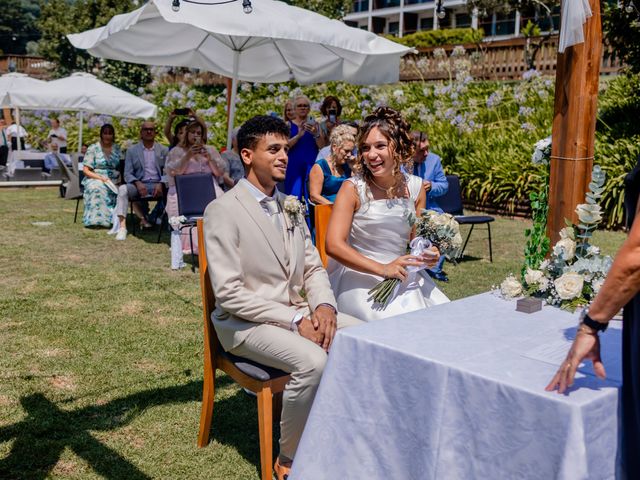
top-left (291, 292), bottom-right (622, 480)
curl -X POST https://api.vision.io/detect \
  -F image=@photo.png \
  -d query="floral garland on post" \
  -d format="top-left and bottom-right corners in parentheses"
top-left (523, 136), bottom-right (552, 275)
top-left (500, 165), bottom-right (613, 311)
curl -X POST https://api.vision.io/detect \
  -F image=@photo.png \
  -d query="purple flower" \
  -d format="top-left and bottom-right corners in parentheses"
top-left (518, 106), bottom-right (534, 117)
top-left (522, 69), bottom-right (541, 81)
top-left (486, 91), bottom-right (502, 108)
top-left (521, 122), bottom-right (536, 132)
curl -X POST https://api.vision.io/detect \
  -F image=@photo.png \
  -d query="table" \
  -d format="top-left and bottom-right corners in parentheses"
top-left (291, 293), bottom-right (622, 480)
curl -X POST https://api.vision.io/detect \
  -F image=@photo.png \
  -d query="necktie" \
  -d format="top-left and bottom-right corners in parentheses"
top-left (260, 197), bottom-right (284, 236)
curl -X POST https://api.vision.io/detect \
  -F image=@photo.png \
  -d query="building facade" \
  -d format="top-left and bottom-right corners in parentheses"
top-left (343, 0), bottom-right (559, 39)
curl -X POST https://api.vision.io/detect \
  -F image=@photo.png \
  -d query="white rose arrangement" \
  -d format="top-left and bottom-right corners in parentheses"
top-left (168, 215), bottom-right (187, 227)
top-left (499, 165), bottom-right (612, 311)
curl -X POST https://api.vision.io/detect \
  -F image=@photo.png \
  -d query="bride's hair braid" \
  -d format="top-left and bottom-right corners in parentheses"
top-left (354, 106), bottom-right (415, 198)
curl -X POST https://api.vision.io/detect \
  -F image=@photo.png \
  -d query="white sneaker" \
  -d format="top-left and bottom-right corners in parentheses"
top-left (115, 229), bottom-right (127, 241)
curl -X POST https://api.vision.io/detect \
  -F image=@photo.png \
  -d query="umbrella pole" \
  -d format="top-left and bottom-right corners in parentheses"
top-left (16, 108), bottom-right (22, 151)
top-left (78, 111), bottom-right (84, 156)
top-left (226, 51), bottom-right (240, 151)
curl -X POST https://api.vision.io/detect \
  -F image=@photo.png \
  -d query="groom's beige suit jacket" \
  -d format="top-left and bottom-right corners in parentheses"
top-left (203, 181), bottom-right (337, 350)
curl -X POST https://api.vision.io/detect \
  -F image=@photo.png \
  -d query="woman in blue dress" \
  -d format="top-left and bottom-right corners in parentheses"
top-left (285, 95), bottom-right (322, 200)
top-left (81, 124), bottom-right (122, 227)
top-left (308, 124), bottom-right (355, 205)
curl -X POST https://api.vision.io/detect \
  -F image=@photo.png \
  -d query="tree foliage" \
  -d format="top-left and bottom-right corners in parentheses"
top-left (0, 0), bottom-right (40, 54)
top-left (284, 0), bottom-right (352, 20)
top-left (603, 2), bottom-right (640, 74)
top-left (37, 0), bottom-right (150, 93)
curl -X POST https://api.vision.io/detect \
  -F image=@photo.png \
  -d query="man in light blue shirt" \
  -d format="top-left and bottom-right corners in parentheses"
top-left (412, 130), bottom-right (449, 282)
top-left (43, 142), bottom-right (71, 173)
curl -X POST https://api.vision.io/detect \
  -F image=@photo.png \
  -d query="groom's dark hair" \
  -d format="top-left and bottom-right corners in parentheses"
top-left (237, 115), bottom-right (290, 152)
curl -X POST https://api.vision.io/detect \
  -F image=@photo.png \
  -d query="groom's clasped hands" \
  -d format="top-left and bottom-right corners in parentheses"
top-left (298, 305), bottom-right (338, 352)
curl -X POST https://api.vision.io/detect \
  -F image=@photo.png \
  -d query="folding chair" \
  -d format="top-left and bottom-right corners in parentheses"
top-left (313, 204), bottom-right (333, 268)
top-left (175, 173), bottom-right (217, 271)
top-left (438, 174), bottom-right (495, 262)
top-left (196, 219), bottom-right (290, 480)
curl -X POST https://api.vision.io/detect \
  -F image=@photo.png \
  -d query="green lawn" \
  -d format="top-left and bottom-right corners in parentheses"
top-left (0, 187), bottom-right (627, 479)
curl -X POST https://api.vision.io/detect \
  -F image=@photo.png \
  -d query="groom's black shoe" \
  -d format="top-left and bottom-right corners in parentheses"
top-left (427, 270), bottom-right (449, 282)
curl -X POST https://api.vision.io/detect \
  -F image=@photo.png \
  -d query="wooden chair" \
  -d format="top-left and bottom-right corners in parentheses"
top-left (196, 219), bottom-right (290, 480)
top-left (313, 204), bottom-right (333, 268)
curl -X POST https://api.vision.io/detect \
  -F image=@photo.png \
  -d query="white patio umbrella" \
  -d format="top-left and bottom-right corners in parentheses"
top-left (0, 73), bottom-right (47, 151)
top-left (67, 0), bottom-right (413, 149)
top-left (11, 72), bottom-right (157, 154)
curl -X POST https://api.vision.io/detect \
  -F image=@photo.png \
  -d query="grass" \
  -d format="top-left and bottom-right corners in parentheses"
top-left (0, 187), bottom-right (627, 479)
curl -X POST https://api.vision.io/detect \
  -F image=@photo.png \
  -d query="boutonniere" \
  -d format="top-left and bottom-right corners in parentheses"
top-left (283, 196), bottom-right (306, 230)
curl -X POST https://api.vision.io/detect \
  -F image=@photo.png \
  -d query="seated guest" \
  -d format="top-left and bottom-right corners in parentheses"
top-left (48, 117), bottom-right (68, 154)
top-left (165, 119), bottom-right (225, 269)
top-left (112, 121), bottom-right (168, 241)
top-left (220, 127), bottom-right (245, 191)
top-left (203, 115), bottom-right (361, 478)
top-left (43, 142), bottom-right (72, 173)
top-left (412, 130), bottom-right (450, 282)
top-left (308, 124), bottom-right (355, 205)
top-left (283, 99), bottom-right (296, 122)
top-left (81, 124), bottom-right (122, 227)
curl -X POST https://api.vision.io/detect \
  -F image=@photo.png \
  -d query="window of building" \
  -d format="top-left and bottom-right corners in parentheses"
top-left (351, 0), bottom-right (369, 13)
top-left (455, 13), bottom-right (471, 28)
top-left (388, 21), bottom-right (400, 35)
top-left (405, 0), bottom-right (432, 4)
top-left (374, 0), bottom-right (400, 9)
top-left (420, 17), bottom-right (434, 31)
top-left (495, 11), bottom-right (516, 35)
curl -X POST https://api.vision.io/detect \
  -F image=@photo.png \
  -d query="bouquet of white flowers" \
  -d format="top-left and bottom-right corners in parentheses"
top-left (369, 210), bottom-right (462, 308)
top-left (500, 165), bottom-right (613, 311)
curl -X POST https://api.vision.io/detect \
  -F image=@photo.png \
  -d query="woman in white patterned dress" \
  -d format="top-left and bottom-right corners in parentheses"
top-left (326, 107), bottom-right (449, 321)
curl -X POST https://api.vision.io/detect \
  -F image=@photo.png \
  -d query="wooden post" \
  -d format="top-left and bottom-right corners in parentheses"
top-left (547, 0), bottom-right (602, 244)
top-left (224, 77), bottom-right (233, 152)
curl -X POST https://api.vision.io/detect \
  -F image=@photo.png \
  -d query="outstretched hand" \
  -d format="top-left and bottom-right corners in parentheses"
top-left (545, 331), bottom-right (606, 394)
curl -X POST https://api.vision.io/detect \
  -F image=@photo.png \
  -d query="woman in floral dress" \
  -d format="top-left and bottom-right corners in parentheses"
top-left (81, 124), bottom-right (122, 227)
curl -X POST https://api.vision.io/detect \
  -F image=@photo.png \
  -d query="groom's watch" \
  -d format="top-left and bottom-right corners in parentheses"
top-left (579, 309), bottom-right (608, 334)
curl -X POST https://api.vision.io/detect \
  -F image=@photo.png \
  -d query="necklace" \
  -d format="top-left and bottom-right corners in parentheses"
top-left (369, 176), bottom-right (393, 193)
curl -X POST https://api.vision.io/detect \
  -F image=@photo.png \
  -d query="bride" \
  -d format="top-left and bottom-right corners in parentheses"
top-left (326, 107), bottom-right (450, 321)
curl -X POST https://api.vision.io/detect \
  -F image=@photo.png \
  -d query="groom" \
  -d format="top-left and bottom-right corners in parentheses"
top-left (203, 115), bottom-right (361, 478)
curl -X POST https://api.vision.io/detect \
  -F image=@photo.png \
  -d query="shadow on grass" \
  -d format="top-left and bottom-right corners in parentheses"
top-left (0, 377), bottom-right (268, 479)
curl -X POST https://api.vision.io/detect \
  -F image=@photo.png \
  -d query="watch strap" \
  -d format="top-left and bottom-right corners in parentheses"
top-left (582, 312), bottom-right (608, 332)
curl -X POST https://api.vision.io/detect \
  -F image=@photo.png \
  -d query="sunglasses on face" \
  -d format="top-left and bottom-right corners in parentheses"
top-left (141, 127), bottom-right (156, 133)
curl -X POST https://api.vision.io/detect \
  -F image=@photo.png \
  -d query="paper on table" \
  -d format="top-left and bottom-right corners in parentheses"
top-left (522, 338), bottom-right (573, 367)
top-left (104, 179), bottom-right (118, 194)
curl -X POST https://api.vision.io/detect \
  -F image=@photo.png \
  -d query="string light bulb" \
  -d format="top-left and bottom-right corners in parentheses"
top-left (242, 0), bottom-right (253, 14)
top-left (172, 0), bottom-right (180, 11)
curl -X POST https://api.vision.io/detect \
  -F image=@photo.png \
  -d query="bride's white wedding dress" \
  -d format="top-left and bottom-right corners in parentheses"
top-left (327, 174), bottom-right (450, 322)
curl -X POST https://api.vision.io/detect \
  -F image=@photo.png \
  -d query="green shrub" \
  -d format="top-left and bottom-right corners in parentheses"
top-left (383, 28), bottom-right (484, 49)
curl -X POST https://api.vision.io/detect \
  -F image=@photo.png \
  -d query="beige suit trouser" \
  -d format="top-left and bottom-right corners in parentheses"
top-left (229, 311), bottom-right (361, 461)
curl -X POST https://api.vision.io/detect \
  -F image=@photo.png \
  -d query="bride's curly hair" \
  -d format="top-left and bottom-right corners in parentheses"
top-left (353, 106), bottom-right (415, 199)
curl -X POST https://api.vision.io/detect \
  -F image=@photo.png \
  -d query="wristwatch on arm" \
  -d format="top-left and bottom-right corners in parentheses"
top-left (578, 309), bottom-right (608, 335)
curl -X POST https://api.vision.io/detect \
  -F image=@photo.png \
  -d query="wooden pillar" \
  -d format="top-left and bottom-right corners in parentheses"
top-left (547, 0), bottom-right (602, 244)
